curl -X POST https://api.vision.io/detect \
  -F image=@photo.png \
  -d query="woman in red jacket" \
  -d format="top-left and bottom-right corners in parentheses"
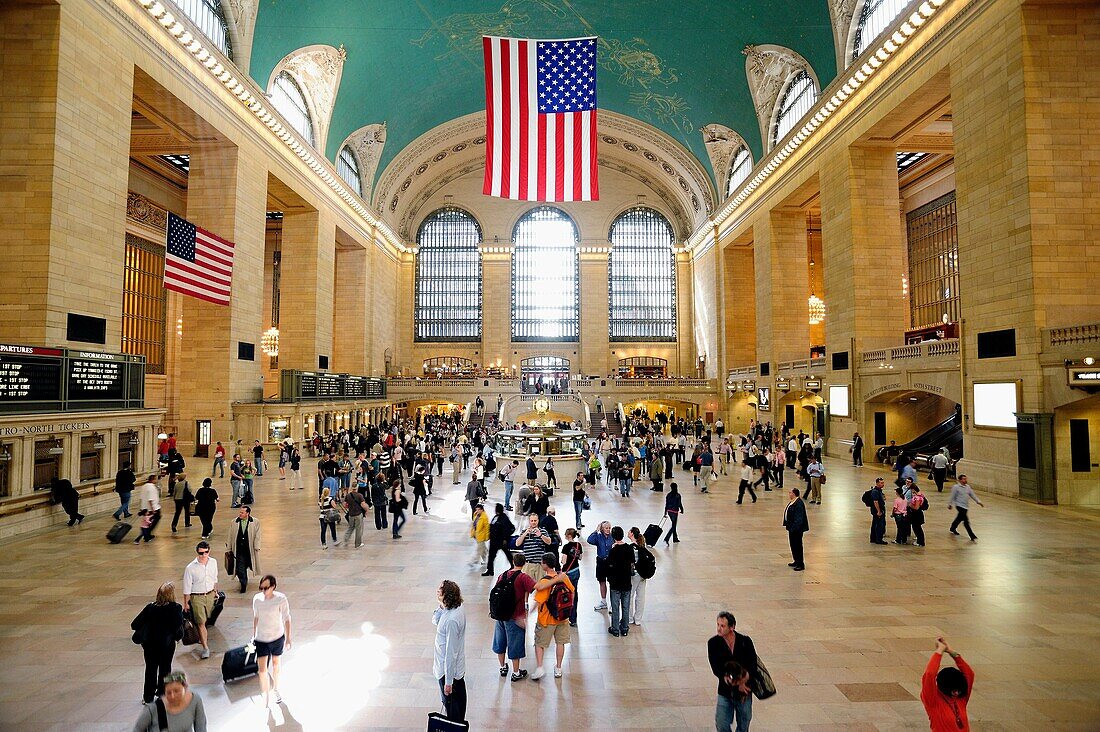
top-left (921, 636), bottom-right (975, 731)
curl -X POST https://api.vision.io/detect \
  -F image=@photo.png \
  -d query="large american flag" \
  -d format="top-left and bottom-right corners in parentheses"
top-left (165, 212), bottom-right (235, 306)
top-left (483, 36), bottom-right (599, 202)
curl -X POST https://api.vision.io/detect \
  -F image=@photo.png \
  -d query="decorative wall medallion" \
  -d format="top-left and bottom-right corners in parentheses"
top-left (433, 152), bottom-right (447, 162)
top-left (642, 150), bottom-right (658, 162)
top-left (623, 142), bottom-right (639, 152)
top-left (678, 177), bottom-right (689, 192)
top-left (451, 143), bottom-right (468, 152)
top-left (126, 192), bottom-right (167, 231)
top-left (473, 136), bottom-right (486, 145)
top-left (661, 162), bottom-right (675, 176)
top-left (602, 136), bottom-right (619, 145)
top-left (401, 178), bottom-right (412, 191)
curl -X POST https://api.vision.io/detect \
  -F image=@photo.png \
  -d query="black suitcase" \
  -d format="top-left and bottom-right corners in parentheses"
top-left (205, 591), bottom-right (226, 627)
top-left (243, 490), bottom-right (254, 505)
top-left (221, 645), bottom-right (259, 683)
top-left (427, 712), bottom-right (469, 731)
top-left (107, 521), bottom-right (132, 544)
top-left (644, 523), bottom-right (663, 547)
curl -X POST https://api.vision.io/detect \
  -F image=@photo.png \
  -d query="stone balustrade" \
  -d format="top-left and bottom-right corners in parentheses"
top-left (861, 339), bottom-right (960, 366)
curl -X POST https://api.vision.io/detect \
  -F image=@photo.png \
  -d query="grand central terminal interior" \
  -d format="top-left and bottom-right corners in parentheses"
top-left (0, 0), bottom-right (1098, 730)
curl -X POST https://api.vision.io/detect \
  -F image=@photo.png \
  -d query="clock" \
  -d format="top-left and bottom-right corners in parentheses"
top-left (533, 397), bottom-right (551, 415)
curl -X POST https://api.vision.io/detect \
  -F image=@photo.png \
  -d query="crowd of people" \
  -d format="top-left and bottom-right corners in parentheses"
top-left (113, 405), bottom-right (988, 731)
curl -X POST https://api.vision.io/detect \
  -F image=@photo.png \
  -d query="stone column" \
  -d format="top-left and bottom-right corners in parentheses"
top-left (0, 3), bottom-right (132, 347)
top-left (722, 244), bottom-right (757, 369)
top-left (177, 144), bottom-right (267, 452)
top-left (753, 209), bottom-right (809, 366)
top-left (278, 209), bottom-right (336, 372)
top-left (481, 250), bottom-right (513, 374)
top-left (578, 248), bottom-right (610, 376)
top-left (332, 239), bottom-right (370, 375)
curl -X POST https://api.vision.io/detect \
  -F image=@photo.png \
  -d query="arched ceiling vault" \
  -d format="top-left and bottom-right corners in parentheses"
top-left (248, 0), bottom-right (838, 187)
top-left (375, 110), bottom-right (713, 241)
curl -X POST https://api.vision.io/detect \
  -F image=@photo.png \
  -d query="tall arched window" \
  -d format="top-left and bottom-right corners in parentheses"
top-left (269, 71), bottom-right (314, 146)
top-left (337, 146), bottom-right (362, 197)
top-left (512, 207), bottom-right (579, 341)
top-left (415, 208), bottom-right (482, 341)
top-left (852, 0), bottom-right (911, 61)
top-left (608, 207), bottom-right (677, 341)
top-left (726, 146), bottom-right (753, 197)
top-left (772, 70), bottom-right (817, 148)
top-left (175, 0), bottom-right (232, 59)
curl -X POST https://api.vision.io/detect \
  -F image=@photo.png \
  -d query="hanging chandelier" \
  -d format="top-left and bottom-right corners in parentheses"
top-left (808, 293), bottom-right (825, 325)
top-left (261, 327), bottom-right (280, 357)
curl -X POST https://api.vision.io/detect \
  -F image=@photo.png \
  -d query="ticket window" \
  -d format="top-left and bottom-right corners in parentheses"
top-left (33, 439), bottom-right (61, 491)
top-left (79, 435), bottom-right (103, 483)
top-left (269, 419), bottom-right (289, 443)
top-left (0, 443), bottom-right (12, 498)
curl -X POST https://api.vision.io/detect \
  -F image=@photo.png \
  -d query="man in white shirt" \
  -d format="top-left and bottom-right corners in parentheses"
top-left (930, 451), bottom-right (950, 492)
top-left (948, 475), bottom-right (984, 541)
top-left (139, 474), bottom-right (162, 539)
top-left (787, 436), bottom-right (799, 469)
top-left (252, 575), bottom-right (292, 706)
top-left (182, 541), bottom-right (219, 659)
top-left (433, 580), bottom-right (467, 722)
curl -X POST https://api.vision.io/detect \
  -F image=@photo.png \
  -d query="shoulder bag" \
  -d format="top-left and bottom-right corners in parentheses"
top-left (750, 655), bottom-right (777, 700)
top-left (224, 546), bottom-right (236, 576)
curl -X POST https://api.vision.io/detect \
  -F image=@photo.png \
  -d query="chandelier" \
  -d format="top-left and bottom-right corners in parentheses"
top-left (808, 293), bottom-right (825, 325)
top-left (261, 327), bottom-right (280, 357)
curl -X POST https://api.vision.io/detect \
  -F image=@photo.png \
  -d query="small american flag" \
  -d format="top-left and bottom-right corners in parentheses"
top-left (483, 36), bottom-right (599, 202)
top-left (165, 212), bottom-right (234, 306)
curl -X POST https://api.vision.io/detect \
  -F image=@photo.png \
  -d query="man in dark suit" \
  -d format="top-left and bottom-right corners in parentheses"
top-left (783, 487), bottom-right (808, 571)
top-left (526, 456), bottom-right (538, 482)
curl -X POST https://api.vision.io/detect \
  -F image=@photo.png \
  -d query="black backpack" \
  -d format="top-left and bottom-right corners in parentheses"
top-left (488, 570), bottom-right (519, 621)
top-left (636, 546), bottom-right (656, 580)
top-left (861, 489), bottom-right (875, 507)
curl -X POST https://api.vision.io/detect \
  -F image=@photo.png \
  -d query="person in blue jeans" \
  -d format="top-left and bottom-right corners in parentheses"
top-left (587, 522), bottom-right (614, 610)
top-left (571, 473), bottom-right (587, 529)
top-left (708, 610), bottom-right (757, 731)
top-left (605, 526), bottom-right (633, 636)
top-left (560, 528), bottom-right (583, 626)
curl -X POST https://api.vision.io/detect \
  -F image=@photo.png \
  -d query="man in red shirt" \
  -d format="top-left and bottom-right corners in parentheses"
top-left (491, 554), bottom-right (537, 682)
top-left (921, 636), bottom-right (974, 731)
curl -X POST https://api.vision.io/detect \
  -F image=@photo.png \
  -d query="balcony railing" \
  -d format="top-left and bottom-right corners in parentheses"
top-left (776, 357), bottom-right (825, 374)
top-left (861, 339), bottom-right (960, 366)
top-left (1045, 323), bottom-right (1100, 347)
top-left (727, 365), bottom-right (758, 380)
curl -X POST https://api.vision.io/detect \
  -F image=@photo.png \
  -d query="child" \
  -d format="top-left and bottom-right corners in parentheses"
top-left (133, 509), bottom-right (154, 544)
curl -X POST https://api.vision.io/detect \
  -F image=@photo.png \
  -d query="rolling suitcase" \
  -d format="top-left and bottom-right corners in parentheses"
top-left (106, 521), bottom-right (132, 544)
top-left (427, 712), bottom-right (469, 731)
top-left (643, 523), bottom-right (663, 547)
top-left (205, 591), bottom-right (226, 627)
top-left (221, 645), bottom-right (259, 683)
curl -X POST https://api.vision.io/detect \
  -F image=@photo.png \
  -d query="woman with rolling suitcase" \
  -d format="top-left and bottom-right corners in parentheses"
top-left (252, 574), bottom-right (292, 707)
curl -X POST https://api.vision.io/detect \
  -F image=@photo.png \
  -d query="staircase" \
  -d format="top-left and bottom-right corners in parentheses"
top-left (588, 410), bottom-right (624, 440)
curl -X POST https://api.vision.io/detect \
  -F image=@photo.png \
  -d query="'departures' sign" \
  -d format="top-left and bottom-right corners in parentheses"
top-left (0, 344), bottom-right (144, 413)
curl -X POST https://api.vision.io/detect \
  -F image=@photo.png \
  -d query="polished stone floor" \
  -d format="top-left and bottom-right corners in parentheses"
top-left (1, 456), bottom-right (1098, 731)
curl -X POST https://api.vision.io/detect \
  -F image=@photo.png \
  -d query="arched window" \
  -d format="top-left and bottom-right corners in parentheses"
top-left (725, 146), bottom-right (753, 197)
top-left (336, 146), bottom-right (362, 197)
top-left (512, 207), bottom-right (579, 341)
top-left (415, 208), bottom-right (482, 341)
top-left (269, 71), bottom-right (314, 146)
top-left (852, 0), bottom-right (911, 61)
top-left (608, 207), bottom-right (677, 341)
top-left (772, 70), bottom-right (817, 148)
top-left (175, 0), bottom-right (232, 59)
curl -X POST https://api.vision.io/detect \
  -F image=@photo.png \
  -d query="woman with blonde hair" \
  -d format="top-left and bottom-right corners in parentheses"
top-left (130, 581), bottom-right (185, 704)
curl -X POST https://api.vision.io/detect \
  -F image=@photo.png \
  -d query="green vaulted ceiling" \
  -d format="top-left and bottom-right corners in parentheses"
top-left (250, 0), bottom-right (837, 188)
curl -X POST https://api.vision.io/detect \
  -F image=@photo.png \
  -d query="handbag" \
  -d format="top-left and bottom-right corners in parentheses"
top-left (323, 507), bottom-right (340, 523)
top-left (582, 494), bottom-right (592, 510)
top-left (181, 611), bottom-right (201, 646)
top-left (750, 655), bottom-right (777, 700)
top-left (224, 548), bottom-right (236, 576)
top-left (819, 474), bottom-right (827, 484)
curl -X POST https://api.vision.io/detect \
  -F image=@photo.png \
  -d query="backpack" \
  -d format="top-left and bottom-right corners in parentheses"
top-left (861, 489), bottom-right (875, 507)
top-left (635, 546), bottom-right (656, 580)
top-left (909, 493), bottom-right (927, 511)
top-left (488, 570), bottom-right (520, 621)
top-left (544, 579), bottom-right (575, 622)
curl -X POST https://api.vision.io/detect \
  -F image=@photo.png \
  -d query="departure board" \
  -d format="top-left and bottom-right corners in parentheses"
top-left (0, 344), bottom-right (143, 413)
top-left (279, 370), bottom-right (386, 402)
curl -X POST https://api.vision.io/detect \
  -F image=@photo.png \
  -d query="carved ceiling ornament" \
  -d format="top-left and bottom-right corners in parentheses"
top-left (375, 109), bottom-right (714, 238)
top-left (742, 44), bottom-right (816, 153)
top-left (270, 44), bottom-right (347, 153)
top-left (828, 0), bottom-right (861, 70)
top-left (341, 123), bottom-right (387, 200)
top-left (699, 124), bottom-right (751, 193)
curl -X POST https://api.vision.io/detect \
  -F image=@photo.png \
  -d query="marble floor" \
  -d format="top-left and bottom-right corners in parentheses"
top-left (1, 458), bottom-right (1099, 731)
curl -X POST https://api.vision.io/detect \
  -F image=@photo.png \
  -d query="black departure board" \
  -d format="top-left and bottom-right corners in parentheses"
top-left (0, 354), bottom-right (63, 403)
top-left (0, 344), bottom-right (144, 413)
top-left (280, 370), bottom-right (386, 402)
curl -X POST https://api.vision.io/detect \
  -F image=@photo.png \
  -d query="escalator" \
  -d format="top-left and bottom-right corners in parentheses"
top-left (876, 404), bottom-right (963, 468)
